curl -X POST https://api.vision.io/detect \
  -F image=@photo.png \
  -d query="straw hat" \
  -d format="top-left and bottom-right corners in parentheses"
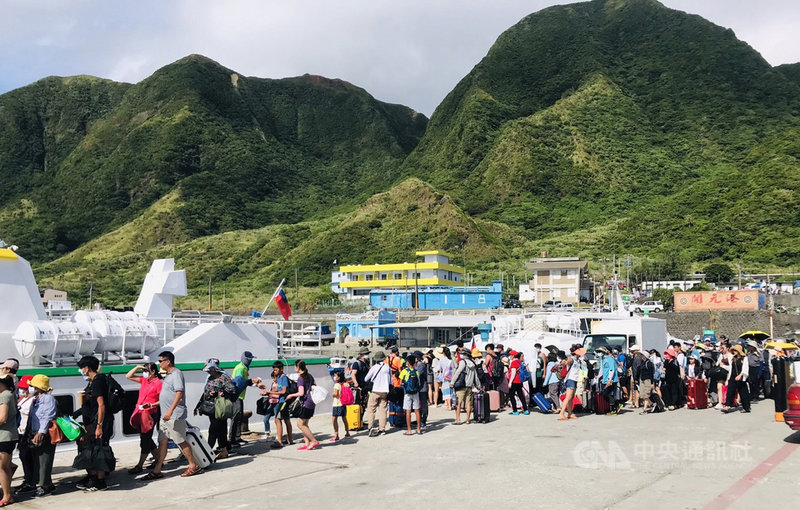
top-left (471, 348), bottom-right (482, 358)
top-left (29, 374), bottom-right (52, 392)
top-left (433, 347), bottom-right (445, 359)
top-left (731, 345), bottom-right (745, 357)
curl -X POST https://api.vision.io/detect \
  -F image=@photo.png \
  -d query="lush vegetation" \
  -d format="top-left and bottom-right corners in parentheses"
top-left (3, 0), bottom-right (800, 308)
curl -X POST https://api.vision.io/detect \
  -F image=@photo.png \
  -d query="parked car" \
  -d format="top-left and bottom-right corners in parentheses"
top-left (632, 300), bottom-right (663, 313)
top-left (553, 302), bottom-right (575, 311)
top-left (542, 300), bottom-right (562, 310)
top-left (784, 382), bottom-right (800, 430)
top-left (504, 299), bottom-right (523, 309)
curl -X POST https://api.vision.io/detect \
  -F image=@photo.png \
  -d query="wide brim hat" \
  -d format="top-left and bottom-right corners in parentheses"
top-left (731, 345), bottom-right (745, 356)
top-left (471, 348), bottom-right (483, 358)
top-left (202, 361), bottom-right (222, 373)
top-left (29, 374), bottom-right (52, 392)
top-left (746, 340), bottom-right (759, 350)
top-left (17, 375), bottom-right (33, 389)
top-left (433, 347), bottom-right (445, 359)
top-left (595, 346), bottom-right (609, 354)
top-left (358, 347), bottom-right (371, 355)
top-left (372, 351), bottom-right (386, 363)
top-left (575, 348), bottom-right (587, 356)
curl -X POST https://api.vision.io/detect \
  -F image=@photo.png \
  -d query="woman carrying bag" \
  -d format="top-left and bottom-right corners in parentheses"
top-left (27, 375), bottom-right (58, 498)
top-left (125, 363), bottom-right (162, 475)
top-left (194, 359), bottom-right (236, 459)
top-left (0, 374), bottom-right (19, 506)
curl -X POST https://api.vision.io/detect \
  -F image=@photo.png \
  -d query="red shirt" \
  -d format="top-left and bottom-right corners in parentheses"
top-left (510, 359), bottom-right (521, 384)
top-left (137, 376), bottom-right (163, 406)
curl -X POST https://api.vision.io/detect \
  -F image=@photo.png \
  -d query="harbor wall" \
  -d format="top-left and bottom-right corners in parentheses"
top-left (654, 311), bottom-right (800, 340)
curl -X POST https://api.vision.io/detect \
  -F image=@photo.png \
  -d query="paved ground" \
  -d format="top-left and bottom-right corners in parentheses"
top-left (8, 398), bottom-right (800, 510)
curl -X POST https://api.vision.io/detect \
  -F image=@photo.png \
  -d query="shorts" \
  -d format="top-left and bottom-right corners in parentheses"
top-left (455, 388), bottom-right (472, 407)
top-left (403, 393), bottom-right (420, 410)
top-left (639, 379), bottom-right (653, 400)
top-left (0, 440), bottom-right (15, 454)
top-left (158, 417), bottom-right (187, 444)
top-left (332, 405), bottom-right (345, 417)
top-left (277, 401), bottom-right (291, 420)
top-left (297, 406), bottom-right (315, 420)
top-left (565, 379), bottom-right (578, 390)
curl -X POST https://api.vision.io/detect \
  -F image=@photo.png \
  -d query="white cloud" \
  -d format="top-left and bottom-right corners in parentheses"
top-left (0, 0), bottom-right (798, 115)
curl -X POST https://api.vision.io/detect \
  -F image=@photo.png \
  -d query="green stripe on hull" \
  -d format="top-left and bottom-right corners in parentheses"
top-left (17, 358), bottom-right (332, 377)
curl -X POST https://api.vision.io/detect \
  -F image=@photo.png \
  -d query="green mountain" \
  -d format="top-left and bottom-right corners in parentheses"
top-left (4, 0), bottom-right (800, 308)
top-left (0, 55), bottom-right (427, 261)
top-left (402, 0), bottom-right (800, 263)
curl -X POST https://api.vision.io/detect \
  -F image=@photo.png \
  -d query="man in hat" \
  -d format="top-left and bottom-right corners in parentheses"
top-left (230, 351), bottom-right (263, 446)
top-left (364, 351), bottom-right (391, 436)
top-left (27, 375), bottom-right (58, 496)
top-left (597, 347), bottom-right (622, 414)
top-left (350, 347), bottom-right (371, 409)
top-left (629, 345), bottom-right (642, 408)
top-left (745, 341), bottom-right (762, 400)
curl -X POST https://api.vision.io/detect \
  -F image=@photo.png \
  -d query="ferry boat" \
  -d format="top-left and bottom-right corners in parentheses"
top-left (0, 245), bottom-right (333, 444)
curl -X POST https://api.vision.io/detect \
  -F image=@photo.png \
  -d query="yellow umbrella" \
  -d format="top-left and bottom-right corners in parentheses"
top-left (739, 331), bottom-right (770, 341)
top-left (765, 341), bottom-right (798, 350)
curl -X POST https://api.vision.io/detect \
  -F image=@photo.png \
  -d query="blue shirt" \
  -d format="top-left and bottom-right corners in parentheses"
top-left (32, 393), bottom-right (58, 435)
top-left (543, 361), bottom-right (559, 386)
top-left (601, 355), bottom-right (619, 383)
top-left (276, 374), bottom-right (289, 403)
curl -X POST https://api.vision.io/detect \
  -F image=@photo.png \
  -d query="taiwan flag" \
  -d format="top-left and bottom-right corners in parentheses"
top-left (275, 289), bottom-right (292, 320)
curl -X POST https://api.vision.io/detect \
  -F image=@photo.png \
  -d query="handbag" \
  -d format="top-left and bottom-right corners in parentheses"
top-left (56, 415), bottom-right (87, 442)
top-left (197, 396), bottom-right (215, 417)
top-left (214, 395), bottom-right (234, 420)
top-left (256, 397), bottom-right (270, 416)
top-left (48, 419), bottom-right (65, 444)
top-left (288, 396), bottom-right (305, 418)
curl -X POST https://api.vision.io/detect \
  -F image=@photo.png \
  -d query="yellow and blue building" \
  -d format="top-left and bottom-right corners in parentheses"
top-left (331, 250), bottom-right (464, 301)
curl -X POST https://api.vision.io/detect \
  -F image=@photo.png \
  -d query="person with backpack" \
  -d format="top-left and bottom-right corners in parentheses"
top-left (125, 362), bottom-right (162, 474)
top-left (266, 361), bottom-right (294, 448)
top-left (399, 354), bottom-right (422, 435)
top-left (597, 347), bottom-right (622, 415)
top-left (745, 341), bottom-right (762, 400)
top-left (637, 350), bottom-right (655, 414)
top-left (630, 345), bottom-right (643, 408)
top-left (415, 351), bottom-right (431, 428)
top-left (349, 348), bottom-right (371, 408)
top-left (330, 371), bottom-right (351, 442)
top-left (451, 348), bottom-right (482, 424)
top-left (230, 351), bottom-right (263, 447)
top-left (74, 355), bottom-right (116, 491)
top-left (614, 347), bottom-right (631, 404)
top-left (507, 351), bottom-right (530, 416)
top-left (364, 351), bottom-right (391, 437)
top-left (543, 352), bottom-right (562, 412)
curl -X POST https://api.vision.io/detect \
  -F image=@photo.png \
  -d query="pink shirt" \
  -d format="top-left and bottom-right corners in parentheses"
top-left (137, 376), bottom-right (162, 406)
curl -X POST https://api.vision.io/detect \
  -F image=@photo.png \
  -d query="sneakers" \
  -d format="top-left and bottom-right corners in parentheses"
top-left (35, 485), bottom-right (56, 498)
top-left (368, 428), bottom-right (378, 437)
top-left (75, 477), bottom-right (94, 490)
top-left (510, 411), bottom-right (520, 416)
top-left (85, 479), bottom-right (107, 491)
top-left (13, 483), bottom-right (36, 495)
top-left (522, 410), bottom-right (530, 415)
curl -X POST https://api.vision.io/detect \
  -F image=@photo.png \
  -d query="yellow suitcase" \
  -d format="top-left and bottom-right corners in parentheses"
top-left (345, 404), bottom-right (362, 430)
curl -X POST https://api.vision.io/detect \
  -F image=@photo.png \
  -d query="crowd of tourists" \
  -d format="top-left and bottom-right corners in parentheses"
top-left (0, 334), bottom-right (787, 504)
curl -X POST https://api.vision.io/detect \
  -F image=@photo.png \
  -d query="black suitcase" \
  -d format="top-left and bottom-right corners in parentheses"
top-left (389, 401), bottom-right (405, 428)
top-left (474, 392), bottom-right (490, 423)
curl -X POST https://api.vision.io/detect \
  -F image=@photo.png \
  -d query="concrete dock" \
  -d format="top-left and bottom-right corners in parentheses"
top-left (9, 400), bottom-right (799, 510)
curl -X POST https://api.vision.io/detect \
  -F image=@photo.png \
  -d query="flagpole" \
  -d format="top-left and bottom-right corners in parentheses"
top-left (261, 278), bottom-right (286, 316)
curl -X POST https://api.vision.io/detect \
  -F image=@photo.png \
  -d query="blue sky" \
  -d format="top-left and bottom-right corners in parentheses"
top-left (1, 0), bottom-right (798, 116)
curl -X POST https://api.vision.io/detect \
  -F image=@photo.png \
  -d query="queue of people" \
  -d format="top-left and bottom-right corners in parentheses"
top-left (0, 334), bottom-right (783, 503)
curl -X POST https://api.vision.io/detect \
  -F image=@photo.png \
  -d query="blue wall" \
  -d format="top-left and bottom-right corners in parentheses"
top-left (369, 281), bottom-right (503, 310)
top-left (335, 310), bottom-right (396, 340)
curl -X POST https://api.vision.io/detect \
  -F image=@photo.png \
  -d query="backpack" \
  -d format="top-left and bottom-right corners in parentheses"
top-left (516, 362), bottom-right (530, 383)
top-left (340, 384), bottom-right (355, 406)
top-left (403, 368), bottom-right (420, 394)
top-left (475, 361), bottom-right (490, 387)
top-left (105, 374), bottom-right (125, 414)
top-left (554, 363), bottom-right (567, 381)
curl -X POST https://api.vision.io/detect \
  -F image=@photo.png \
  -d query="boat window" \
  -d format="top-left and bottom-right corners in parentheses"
top-left (54, 395), bottom-right (74, 416)
top-left (121, 390), bottom-right (140, 435)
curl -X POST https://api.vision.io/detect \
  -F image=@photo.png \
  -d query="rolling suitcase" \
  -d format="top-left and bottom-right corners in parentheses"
top-left (186, 425), bottom-right (216, 469)
top-left (687, 379), bottom-right (708, 409)
top-left (649, 392), bottom-right (665, 413)
top-left (532, 392), bottom-right (552, 413)
top-left (488, 390), bottom-right (501, 412)
top-left (345, 404), bottom-right (363, 430)
top-left (474, 392), bottom-right (490, 423)
top-left (582, 390), bottom-right (594, 412)
top-left (388, 401), bottom-right (405, 428)
top-left (593, 390), bottom-right (610, 415)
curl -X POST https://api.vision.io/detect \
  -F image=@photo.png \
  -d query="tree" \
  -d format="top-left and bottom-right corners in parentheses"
top-left (703, 263), bottom-right (734, 284)
top-left (652, 288), bottom-right (675, 309)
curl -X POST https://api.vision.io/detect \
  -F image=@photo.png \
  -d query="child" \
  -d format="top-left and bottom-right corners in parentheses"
top-left (261, 373), bottom-right (281, 437)
top-left (330, 371), bottom-right (350, 442)
top-left (399, 355), bottom-right (422, 436)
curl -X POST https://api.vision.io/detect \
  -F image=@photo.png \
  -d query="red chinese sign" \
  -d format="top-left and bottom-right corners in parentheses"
top-left (674, 290), bottom-right (759, 311)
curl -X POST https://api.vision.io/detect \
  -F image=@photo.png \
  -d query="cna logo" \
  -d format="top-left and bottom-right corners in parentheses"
top-left (572, 440), bottom-right (632, 470)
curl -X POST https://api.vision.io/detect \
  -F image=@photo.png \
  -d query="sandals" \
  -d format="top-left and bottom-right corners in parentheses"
top-left (306, 442), bottom-right (320, 451)
top-left (403, 432), bottom-right (414, 436)
top-left (128, 466), bottom-right (144, 475)
top-left (180, 466), bottom-right (201, 477)
top-left (0, 499), bottom-right (14, 507)
top-left (141, 472), bottom-right (163, 481)
top-left (558, 417), bottom-right (569, 421)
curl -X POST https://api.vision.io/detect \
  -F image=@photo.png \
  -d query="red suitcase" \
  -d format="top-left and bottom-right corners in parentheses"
top-left (593, 389), bottom-right (610, 415)
top-left (687, 379), bottom-right (708, 409)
